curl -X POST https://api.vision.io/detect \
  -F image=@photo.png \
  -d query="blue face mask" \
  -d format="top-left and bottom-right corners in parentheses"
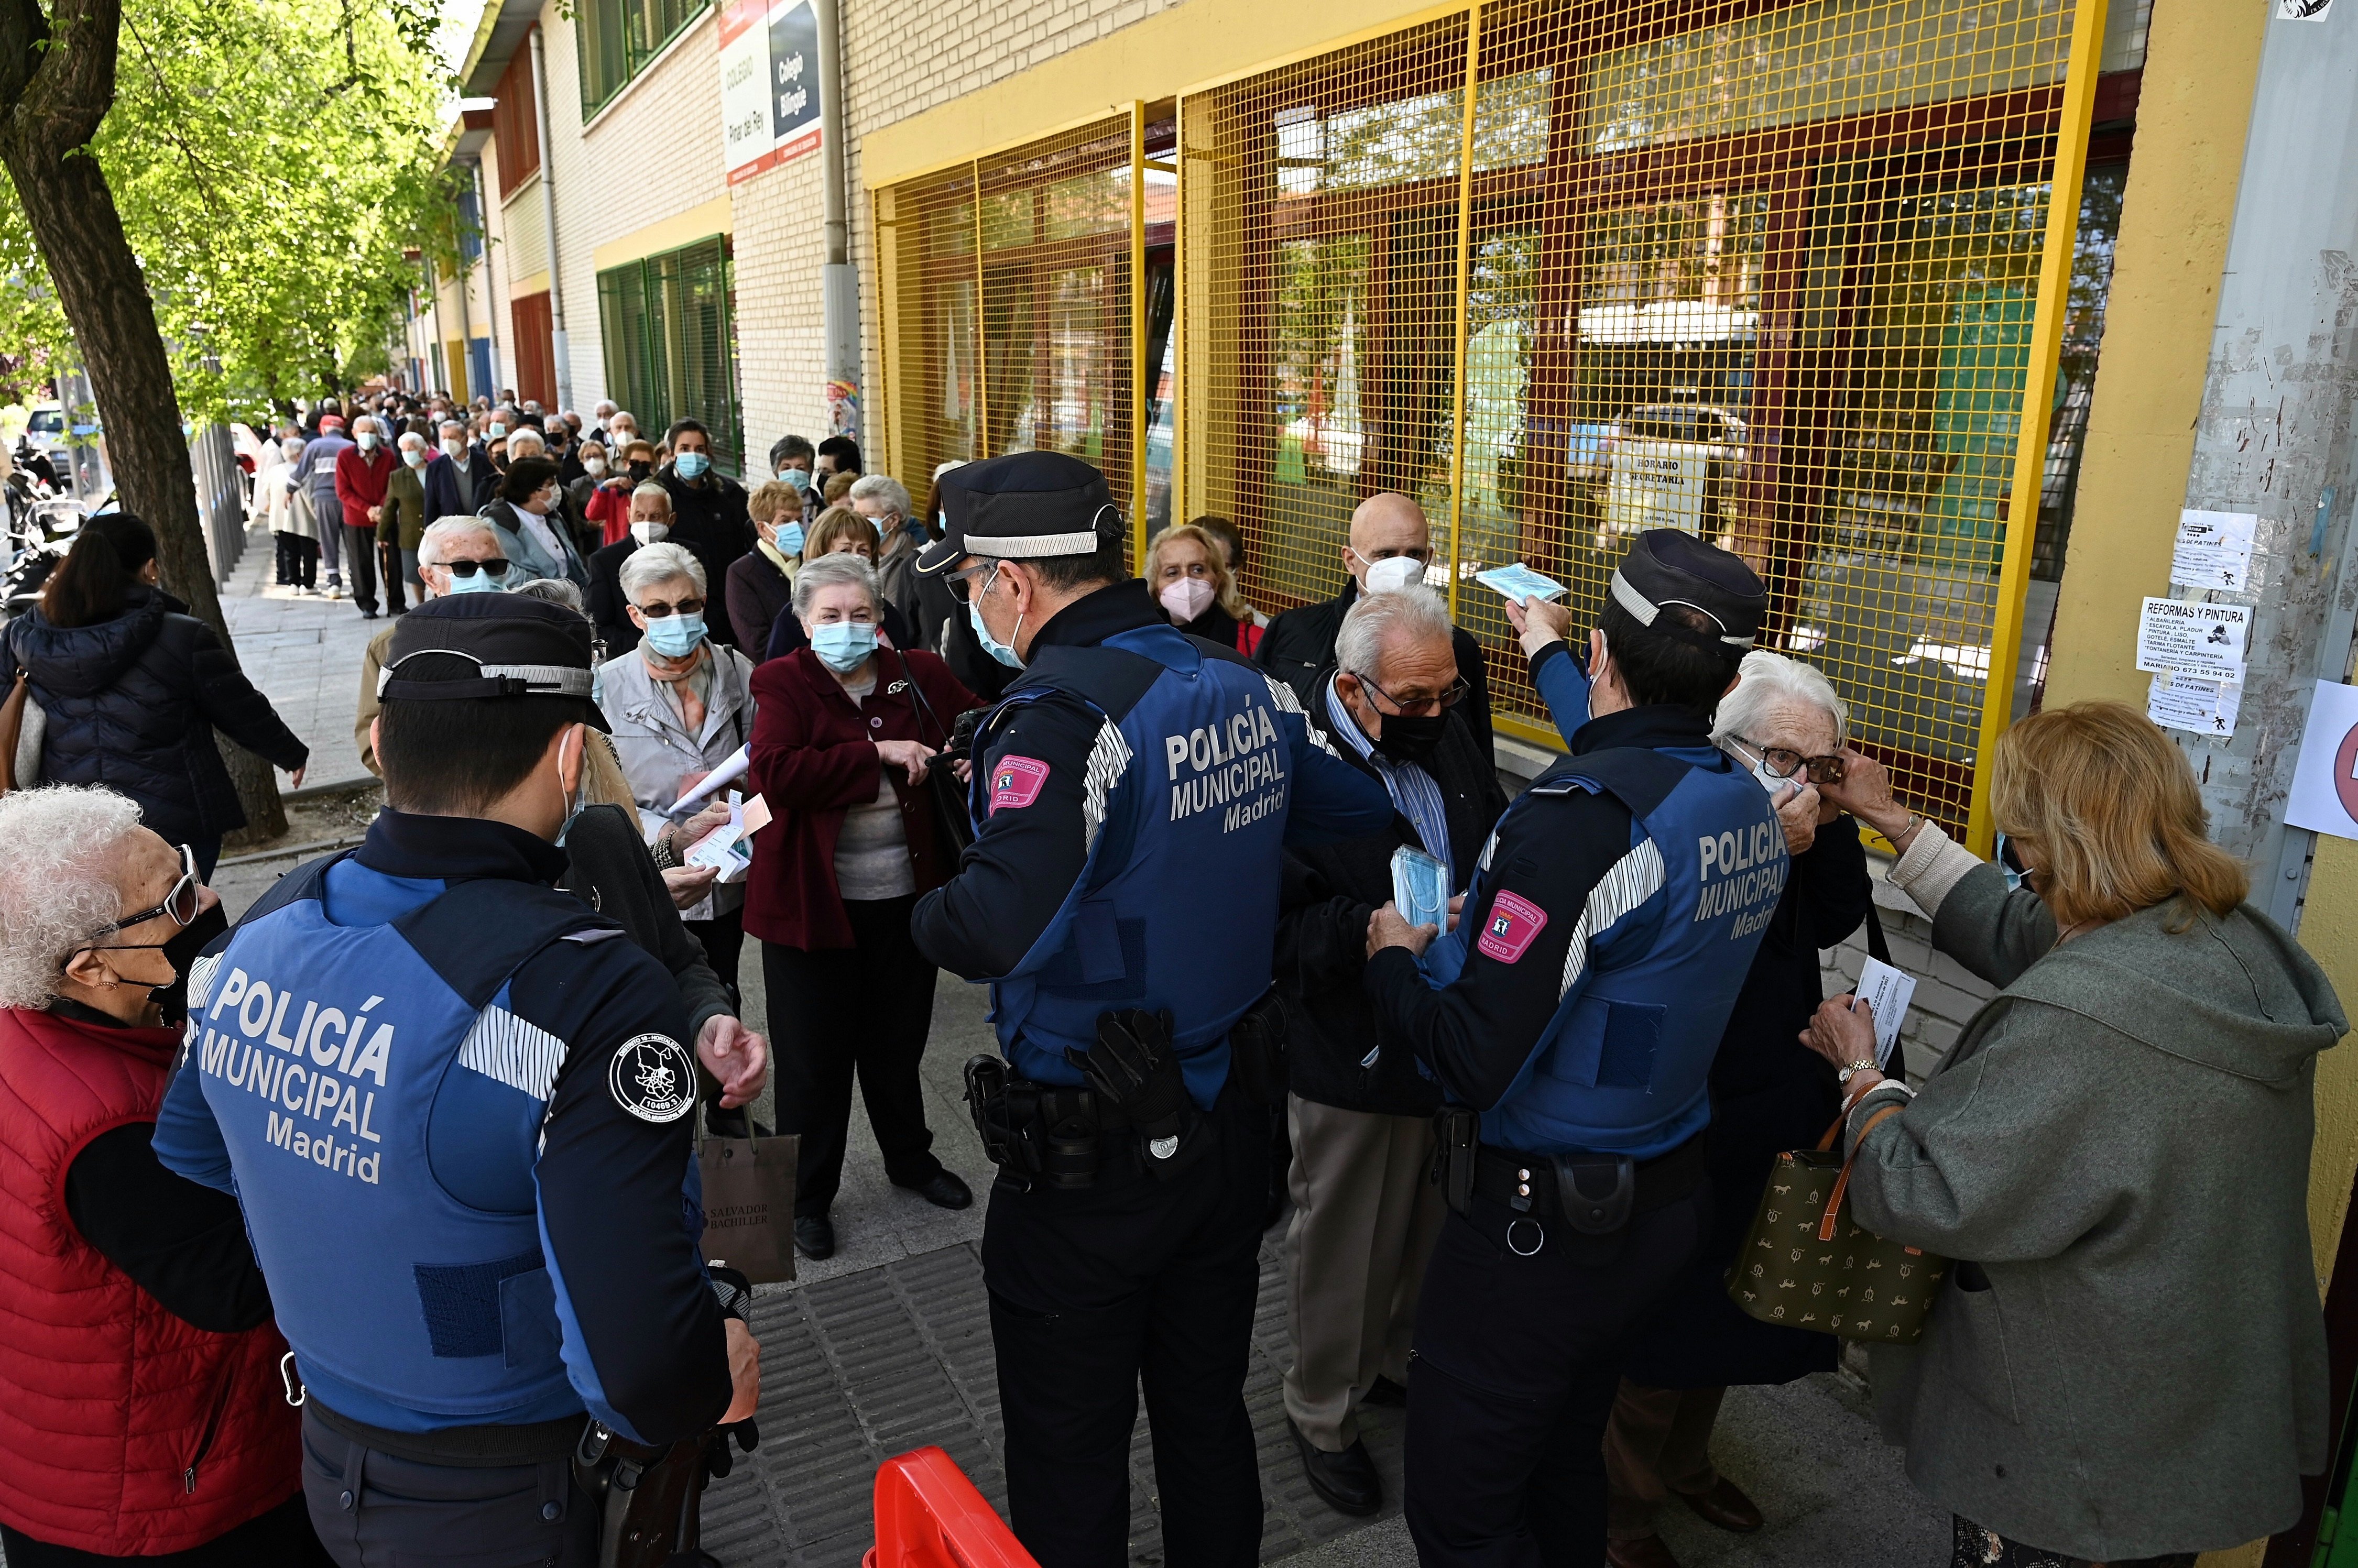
top-left (811, 619), bottom-right (878, 672)
top-left (1995, 832), bottom-right (2028, 893)
top-left (642, 610), bottom-right (707, 658)
top-left (779, 467), bottom-right (810, 491)
top-left (776, 521), bottom-right (805, 556)
top-left (675, 451), bottom-right (711, 480)
top-left (969, 572), bottom-right (1023, 668)
top-left (488, 421), bottom-right (507, 438)
top-left (444, 563), bottom-right (507, 595)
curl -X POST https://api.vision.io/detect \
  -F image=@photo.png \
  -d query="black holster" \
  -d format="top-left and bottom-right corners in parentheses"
top-left (574, 1419), bottom-right (758, 1568)
top-left (1225, 987), bottom-right (1291, 1108)
top-left (964, 1055), bottom-right (1104, 1191)
top-left (1434, 1105), bottom-right (1478, 1217)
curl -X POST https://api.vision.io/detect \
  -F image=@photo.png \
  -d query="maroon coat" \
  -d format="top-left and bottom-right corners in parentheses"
top-left (744, 644), bottom-right (980, 950)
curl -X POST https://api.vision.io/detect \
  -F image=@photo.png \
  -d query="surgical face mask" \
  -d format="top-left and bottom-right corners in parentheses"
top-left (441, 437), bottom-right (465, 459)
top-left (969, 571), bottom-right (1023, 668)
top-left (811, 619), bottom-right (879, 672)
top-left (355, 431), bottom-right (379, 450)
top-left (444, 560), bottom-right (507, 595)
top-left (612, 429), bottom-right (638, 449)
top-left (675, 451), bottom-right (711, 480)
top-left (489, 421), bottom-right (508, 438)
top-left (630, 519), bottom-right (670, 545)
top-left (779, 467), bottom-right (810, 490)
top-left (583, 457), bottom-right (607, 477)
top-left (1995, 832), bottom-right (2029, 893)
top-left (869, 512), bottom-right (889, 538)
top-left (641, 609), bottom-right (707, 659)
top-left (1738, 745), bottom-right (1786, 795)
top-left (1160, 577), bottom-right (1215, 623)
top-left (774, 521), bottom-right (805, 556)
top-left (150, 902), bottom-right (229, 1028)
top-left (1361, 554), bottom-right (1427, 594)
top-left (402, 445), bottom-right (427, 467)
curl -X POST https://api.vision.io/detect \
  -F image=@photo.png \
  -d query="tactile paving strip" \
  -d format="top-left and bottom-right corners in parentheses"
top-left (699, 1234), bottom-right (1403, 1566)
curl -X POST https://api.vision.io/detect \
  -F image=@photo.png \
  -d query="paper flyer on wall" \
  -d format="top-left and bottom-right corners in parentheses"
top-left (2170, 510), bottom-right (2259, 593)
top-left (2146, 672), bottom-right (2242, 739)
top-left (2134, 597), bottom-right (2250, 684)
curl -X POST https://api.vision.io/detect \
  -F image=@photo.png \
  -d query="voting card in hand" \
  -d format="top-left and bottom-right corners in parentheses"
top-left (1391, 846), bottom-right (1450, 931)
top-left (1852, 956), bottom-right (1917, 1070)
top-left (1473, 563), bottom-right (1569, 604)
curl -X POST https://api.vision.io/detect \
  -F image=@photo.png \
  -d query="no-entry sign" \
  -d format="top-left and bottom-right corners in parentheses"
top-left (2286, 681), bottom-right (2358, 840)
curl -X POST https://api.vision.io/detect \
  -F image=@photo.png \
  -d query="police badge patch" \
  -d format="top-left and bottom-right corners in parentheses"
top-left (609, 1034), bottom-right (697, 1123)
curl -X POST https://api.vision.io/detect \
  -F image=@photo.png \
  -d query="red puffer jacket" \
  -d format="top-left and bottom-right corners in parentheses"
top-left (0, 1007), bottom-right (300, 1554)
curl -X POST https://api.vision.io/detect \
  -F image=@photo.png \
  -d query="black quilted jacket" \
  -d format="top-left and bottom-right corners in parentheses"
top-left (6, 588), bottom-right (309, 842)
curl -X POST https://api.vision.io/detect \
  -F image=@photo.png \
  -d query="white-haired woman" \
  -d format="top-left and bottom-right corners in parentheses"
top-left (744, 551), bottom-right (981, 1260)
top-left (848, 474), bottom-right (930, 638)
top-left (0, 786), bottom-right (318, 1562)
top-left (1600, 650), bottom-right (1876, 1564)
top-left (598, 540), bottom-right (758, 996)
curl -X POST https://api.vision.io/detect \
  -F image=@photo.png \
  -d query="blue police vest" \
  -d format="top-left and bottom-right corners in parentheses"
top-left (1426, 745), bottom-right (1786, 1159)
top-left (972, 623), bottom-right (1294, 1107)
top-left (180, 862), bottom-right (612, 1430)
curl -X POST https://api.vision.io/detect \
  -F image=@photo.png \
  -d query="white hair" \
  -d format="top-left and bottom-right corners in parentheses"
top-left (1711, 650), bottom-right (1848, 749)
top-left (594, 400), bottom-right (617, 418)
top-left (439, 419), bottom-right (467, 437)
top-left (0, 786), bottom-right (146, 1007)
top-left (397, 429), bottom-right (427, 451)
top-left (418, 516), bottom-right (497, 568)
top-left (848, 474), bottom-right (911, 517)
top-left (510, 577), bottom-right (585, 612)
top-left (792, 550), bottom-right (880, 619)
top-left (1335, 587), bottom-right (1455, 681)
top-left (629, 482), bottom-right (672, 511)
top-left (506, 429), bottom-right (547, 457)
top-left (620, 541), bottom-right (706, 600)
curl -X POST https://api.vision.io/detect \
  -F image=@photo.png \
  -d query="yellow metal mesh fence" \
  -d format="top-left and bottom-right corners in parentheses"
top-left (875, 167), bottom-right (980, 507)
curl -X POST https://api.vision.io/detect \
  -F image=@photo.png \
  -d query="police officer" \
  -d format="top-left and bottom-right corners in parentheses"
top-left (1364, 530), bottom-right (1786, 1566)
top-left (909, 452), bottom-right (1392, 1568)
top-left (152, 594), bottom-right (760, 1566)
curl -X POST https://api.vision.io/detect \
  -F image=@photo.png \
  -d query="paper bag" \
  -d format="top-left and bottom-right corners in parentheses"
top-left (698, 1114), bottom-right (799, 1286)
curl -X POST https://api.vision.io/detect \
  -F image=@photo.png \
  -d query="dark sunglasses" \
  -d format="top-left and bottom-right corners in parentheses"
top-left (636, 596), bottom-right (706, 618)
top-left (1360, 674), bottom-right (1470, 718)
top-left (447, 558), bottom-right (511, 579)
top-left (1738, 737), bottom-right (1845, 785)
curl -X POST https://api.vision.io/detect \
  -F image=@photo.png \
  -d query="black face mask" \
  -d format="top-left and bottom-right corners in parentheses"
top-left (1372, 710), bottom-right (1448, 766)
top-left (149, 903), bottom-right (229, 1028)
top-left (628, 460), bottom-right (652, 482)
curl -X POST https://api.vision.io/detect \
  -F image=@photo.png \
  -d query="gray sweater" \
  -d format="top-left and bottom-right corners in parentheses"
top-left (1846, 838), bottom-right (2343, 1559)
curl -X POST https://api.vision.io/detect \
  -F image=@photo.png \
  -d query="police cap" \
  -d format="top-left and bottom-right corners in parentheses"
top-left (1608, 529), bottom-right (1766, 661)
top-left (376, 593), bottom-right (610, 731)
top-left (915, 451), bottom-right (1121, 577)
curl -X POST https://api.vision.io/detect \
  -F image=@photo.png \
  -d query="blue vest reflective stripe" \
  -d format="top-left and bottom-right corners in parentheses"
top-left (184, 861), bottom-right (604, 1430)
top-left (1427, 745), bottom-right (1786, 1159)
top-left (972, 624), bottom-right (1294, 1107)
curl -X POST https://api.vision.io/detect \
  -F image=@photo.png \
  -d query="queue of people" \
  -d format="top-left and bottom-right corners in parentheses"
top-left (0, 399), bottom-right (2339, 1568)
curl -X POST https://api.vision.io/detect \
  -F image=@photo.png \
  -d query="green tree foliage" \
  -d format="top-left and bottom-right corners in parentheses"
top-left (0, 0), bottom-right (452, 419)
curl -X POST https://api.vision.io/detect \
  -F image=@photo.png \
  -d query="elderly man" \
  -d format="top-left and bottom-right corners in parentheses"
top-left (354, 517), bottom-right (515, 775)
top-left (588, 482), bottom-right (674, 656)
top-left (332, 415), bottom-right (397, 620)
top-left (1258, 491), bottom-right (1494, 765)
top-left (1275, 586), bottom-right (1508, 1518)
top-left (298, 416), bottom-right (353, 598)
top-left (440, 417), bottom-right (495, 511)
top-left (379, 431), bottom-right (433, 611)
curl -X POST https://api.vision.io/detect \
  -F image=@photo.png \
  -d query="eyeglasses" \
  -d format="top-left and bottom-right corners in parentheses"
top-left (1358, 674), bottom-right (1470, 718)
top-left (1737, 737), bottom-right (1845, 784)
top-left (945, 561), bottom-right (1000, 605)
top-left (636, 596), bottom-right (706, 618)
top-left (102, 843), bottom-right (201, 937)
top-left (446, 558), bottom-right (510, 579)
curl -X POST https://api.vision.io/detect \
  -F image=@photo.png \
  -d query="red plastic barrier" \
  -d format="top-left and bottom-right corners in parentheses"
top-left (861, 1445), bottom-right (1039, 1568)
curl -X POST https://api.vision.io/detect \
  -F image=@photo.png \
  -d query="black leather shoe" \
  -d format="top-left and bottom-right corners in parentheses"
top-left (1289, 1419), bottom-right (1380, 1516)
top-left (901, 1170), bottom-right (973, 1211)
top-left (793, 1214), bottom-right (835, 1260)
top-left (1361, 1375), bottom-right (1408, 1408)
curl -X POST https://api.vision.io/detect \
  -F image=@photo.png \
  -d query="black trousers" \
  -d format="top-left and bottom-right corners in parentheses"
top-left (983, 1087), bottom-right (1268, 1568)
top-left (685, 905), bottom-right (745, 1008)
top-left (1405, 1185), bottom-right (1708, 1568)
top-left (274, 532), bottom-right (318, 589)
top-left (300, 1408), bottom-right (595, 1568)
top-left (340, 524), bottom-right (379, 615)
top-left (761, 895), bottom-right (941, 1215)
top-left (2, 1494), bottom-right (331, 1567)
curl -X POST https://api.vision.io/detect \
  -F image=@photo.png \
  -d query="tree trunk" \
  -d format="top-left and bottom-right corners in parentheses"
top-left (1, 0), bottom-right (288, 839)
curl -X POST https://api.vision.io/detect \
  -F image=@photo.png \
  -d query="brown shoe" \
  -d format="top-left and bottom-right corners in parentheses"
top-left (1604, 1534), bottom-right (1683, 1568)
top-left (1679, 1475), bottom-right (1764, 1533)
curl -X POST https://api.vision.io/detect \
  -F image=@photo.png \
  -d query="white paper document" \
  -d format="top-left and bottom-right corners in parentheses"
top-left (1852, 956), bottom-right (1916, 1071)
top-left (684, 792), bottom-right (757, 884)
top-left (2135, 597), bottom-right (2250, 683)
top-left (669, 745), bottom-right (751, 813)
top-left (2170, 510), bottom-right (2259, 592)
top-left (2146, 672), bottom-right (2242, 739)
top-left (1473, 563), bottom-right (1569, 604)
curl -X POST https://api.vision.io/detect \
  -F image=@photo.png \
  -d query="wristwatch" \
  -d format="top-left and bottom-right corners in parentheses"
top-left (1837, 1059), bottom-right (1879, 1087)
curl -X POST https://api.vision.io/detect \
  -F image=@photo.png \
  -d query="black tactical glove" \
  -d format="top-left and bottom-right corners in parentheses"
top-left (1067, 1009), bottom-right (1206, 1178)
top-left (948, 705), bottom-right (987, 762)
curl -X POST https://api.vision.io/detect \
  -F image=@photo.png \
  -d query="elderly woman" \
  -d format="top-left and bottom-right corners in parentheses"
top-left (726, 478), bottom-right (807, 652)
top-left (479, 455), bottom-right (588, 589)
top-left (763, 507), bottom-right (914, 661)
top-left (0, 786), bottom-right (316, 1563)
top-left (848, 474), bottom-right (928, 635)
top-left (598, 541), bottom-right (759, 998)
top-left (1145, 521), bottom-right (1261, 654)
top-left (744, 551), bottom-right (980, 1261)
top-left (1601, 651), bottom-right (1873, 1566)
top-left (1802, 701), bottom-right (2340, 1568)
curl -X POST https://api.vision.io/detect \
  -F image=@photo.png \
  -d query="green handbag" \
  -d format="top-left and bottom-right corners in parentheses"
top-left (1727, 1103), bottom-right (1949, 1345)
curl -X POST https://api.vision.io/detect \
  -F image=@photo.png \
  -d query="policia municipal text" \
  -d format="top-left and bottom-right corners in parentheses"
top-left (907, 453), bottom-right (1394, 1568)
top-left (1367, 530), bottom-right (1786, 1567)
top-left (153, 596), bottom-right (763, 1566)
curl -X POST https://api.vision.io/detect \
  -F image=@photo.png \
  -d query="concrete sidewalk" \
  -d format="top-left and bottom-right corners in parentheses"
top-left (198, 529), bottom-right (1951, 1568)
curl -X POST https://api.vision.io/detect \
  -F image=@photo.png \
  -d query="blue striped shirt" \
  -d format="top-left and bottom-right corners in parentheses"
top-left (1322, 675), bottom-right (1460, 889)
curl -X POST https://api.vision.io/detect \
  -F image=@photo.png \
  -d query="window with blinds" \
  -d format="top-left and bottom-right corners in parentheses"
top-left (597, 237), bottom-right (742, 474)
top-left (577, 0), bottom-right (708, 116)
